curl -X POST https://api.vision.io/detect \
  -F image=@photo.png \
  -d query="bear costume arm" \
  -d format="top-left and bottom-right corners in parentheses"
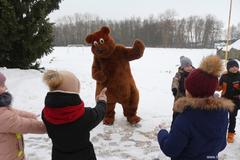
top-left (92, 56), bottom-right (107, 83)
top-left (120, 39), bottom-right (145, 61)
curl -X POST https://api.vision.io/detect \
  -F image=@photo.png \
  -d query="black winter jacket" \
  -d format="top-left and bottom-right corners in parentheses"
top-left (42, 91), bottom-right (106, 160)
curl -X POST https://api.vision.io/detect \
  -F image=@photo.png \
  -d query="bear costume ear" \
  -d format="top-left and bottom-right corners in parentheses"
top-left (85, 34), bottom-right (93, 44)
top-left (101, 26), bottom-right (110, 35)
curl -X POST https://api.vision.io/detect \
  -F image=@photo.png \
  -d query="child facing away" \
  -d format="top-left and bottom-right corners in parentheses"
top-left (171, 56), bottom-right (194, 122)
top-left (218, 59), bottom-right (240, 143)
top-left (0, 72), bottom-right (46, 160)
top-left (41, 70), bottom-right (107, 160)
top-left (158, 55), bottom-right (234, 160)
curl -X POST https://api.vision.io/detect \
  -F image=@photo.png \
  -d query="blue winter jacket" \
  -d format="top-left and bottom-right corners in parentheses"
top-left (158, 97), bottom-right (234, 160)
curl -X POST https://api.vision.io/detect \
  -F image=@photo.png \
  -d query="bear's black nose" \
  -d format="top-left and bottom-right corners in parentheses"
top-left (97, 48), bottom-right (104, 53)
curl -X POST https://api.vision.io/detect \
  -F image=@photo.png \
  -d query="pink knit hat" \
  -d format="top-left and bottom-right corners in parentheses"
top-left (0, 72), bottom-right (6, 85)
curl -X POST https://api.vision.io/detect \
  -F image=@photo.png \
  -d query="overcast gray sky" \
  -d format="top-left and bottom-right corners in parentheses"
top-left (49, 0), bottom-right (240, 27)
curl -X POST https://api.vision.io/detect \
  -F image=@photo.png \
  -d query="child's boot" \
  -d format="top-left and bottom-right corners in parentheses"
top-left (227, 132), bottom-right (235, 143)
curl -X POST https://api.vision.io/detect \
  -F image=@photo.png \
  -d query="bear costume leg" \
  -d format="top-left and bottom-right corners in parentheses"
top-left (122, 87), bottom-right (141, 124)
top-left (103, 103), bottom-right (116, 125)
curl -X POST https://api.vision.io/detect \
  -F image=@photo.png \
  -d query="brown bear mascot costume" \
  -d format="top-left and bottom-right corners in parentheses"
top-left (85, 26), bottom-right (145, 125)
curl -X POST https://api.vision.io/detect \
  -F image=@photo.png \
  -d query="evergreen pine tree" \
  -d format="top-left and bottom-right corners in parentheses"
top-left (0, 0), bottom-right (62, 69)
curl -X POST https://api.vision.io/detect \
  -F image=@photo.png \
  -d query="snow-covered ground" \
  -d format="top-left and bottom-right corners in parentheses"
top-left (1, 47), bottom-right (240, 160)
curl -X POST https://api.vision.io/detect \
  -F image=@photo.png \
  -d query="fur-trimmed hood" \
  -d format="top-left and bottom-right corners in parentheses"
top-left (159, 96), bottom-right (232, 160)
top-left (173, 96), bottom-right (235, 113)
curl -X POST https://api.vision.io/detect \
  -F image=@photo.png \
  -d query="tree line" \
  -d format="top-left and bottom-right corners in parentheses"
top-left (53, 11), bottom-right (240, 48)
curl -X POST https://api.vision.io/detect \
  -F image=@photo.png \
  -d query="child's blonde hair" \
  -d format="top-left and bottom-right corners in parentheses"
top-left (43, 70), bottom-right (63, 91)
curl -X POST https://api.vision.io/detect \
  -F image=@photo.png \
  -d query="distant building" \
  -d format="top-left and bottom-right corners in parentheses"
top-left (217, 39), bottom-right (240, 60)
top-left (214, 42), bottom-right (226, 50)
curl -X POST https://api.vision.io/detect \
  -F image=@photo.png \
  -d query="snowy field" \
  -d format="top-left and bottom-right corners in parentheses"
top-left (1, 47), bottom-right (240, 160)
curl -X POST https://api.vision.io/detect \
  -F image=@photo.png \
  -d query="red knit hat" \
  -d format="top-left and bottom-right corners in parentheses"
top-left (185, 55), bottom-right (223, 98)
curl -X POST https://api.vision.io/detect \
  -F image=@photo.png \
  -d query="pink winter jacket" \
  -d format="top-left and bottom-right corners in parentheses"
top-left (0, 107), bottom-right (46, 160)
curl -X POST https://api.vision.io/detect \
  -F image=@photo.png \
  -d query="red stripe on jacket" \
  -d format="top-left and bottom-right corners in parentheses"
top-left (43, 102), bottom-right (85, 125)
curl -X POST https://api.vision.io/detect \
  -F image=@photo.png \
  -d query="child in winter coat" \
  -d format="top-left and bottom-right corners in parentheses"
top-left (171, 56), bottom-right (194, 122)
top-left (158, 55), bottom-right (234, 160)
top-left (0, 72), bottom-right (46, 160)
top-left (41, 70), bottom-right (107, 160)
top-left (218, 59), bottom-right (240, 143)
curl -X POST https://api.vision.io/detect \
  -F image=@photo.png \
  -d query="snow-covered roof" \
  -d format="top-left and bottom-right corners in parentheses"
top-left (222, 39), bottom-right (240, 51)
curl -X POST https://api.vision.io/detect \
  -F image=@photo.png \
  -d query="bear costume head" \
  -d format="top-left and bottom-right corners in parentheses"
top-left (85, 26), bottom-right (115, 59)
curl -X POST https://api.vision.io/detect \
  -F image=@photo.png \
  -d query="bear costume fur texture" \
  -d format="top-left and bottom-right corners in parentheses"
top-left (85, 26), bottom-right (145, 125)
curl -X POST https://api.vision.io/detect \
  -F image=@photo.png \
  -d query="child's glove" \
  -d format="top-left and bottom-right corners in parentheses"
top-left (214, 92), bottom-right (220, 98)
top-left (172, 88), bottom-right (177, 96)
